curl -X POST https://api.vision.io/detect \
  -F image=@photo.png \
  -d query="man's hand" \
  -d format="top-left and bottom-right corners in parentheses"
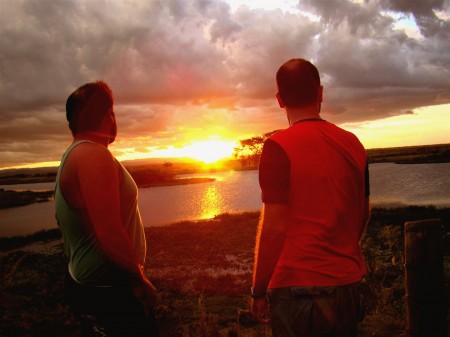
top-left (250, 297), bottom-right (270, 324)
top-left (131, 277), bottom-right (157, 316)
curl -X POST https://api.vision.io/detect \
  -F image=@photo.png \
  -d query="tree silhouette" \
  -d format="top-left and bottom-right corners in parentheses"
top-left (233, 130), bottom-right (280, 168)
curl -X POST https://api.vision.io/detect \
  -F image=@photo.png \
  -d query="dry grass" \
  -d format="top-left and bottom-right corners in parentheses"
top-left (1, 207), bottom-right (449, 337)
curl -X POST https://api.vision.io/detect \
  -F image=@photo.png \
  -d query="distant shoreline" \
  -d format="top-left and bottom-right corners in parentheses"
top-left (366, 143), bottom-right (450, 165)
top-left (1, 143), bottom-right (449, 209)
top-left (0, 177), bottom-right (216, 209)
top-left (1, 143), bottom-right (449, 185)
top-left (0, 189), bottom-right (54, 209)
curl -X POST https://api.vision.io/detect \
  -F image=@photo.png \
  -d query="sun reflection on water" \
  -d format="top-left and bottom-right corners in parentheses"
top-left (200, 186), bottom-right (223, 219)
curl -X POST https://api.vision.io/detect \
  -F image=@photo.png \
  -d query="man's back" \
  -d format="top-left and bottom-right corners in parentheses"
top-left (269, 120), bottom-right (368, 287)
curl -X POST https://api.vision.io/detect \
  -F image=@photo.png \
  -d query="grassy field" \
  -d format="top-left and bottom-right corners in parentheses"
top-left (1, 206), bottom-right (449, 337)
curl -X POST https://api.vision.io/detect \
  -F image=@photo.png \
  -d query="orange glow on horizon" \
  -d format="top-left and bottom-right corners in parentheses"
top-left (177, 139), bottom-right (237, 164)
top-left (2, 104), bottom-right (448, 171)
top-left (0, 161), bottom-right (61, 171)
top-left (113, 137), bottom-right (238, 165)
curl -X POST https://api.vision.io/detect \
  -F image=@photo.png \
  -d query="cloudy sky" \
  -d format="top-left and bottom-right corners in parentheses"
top-left (0, 0), bottom-right (449, 169)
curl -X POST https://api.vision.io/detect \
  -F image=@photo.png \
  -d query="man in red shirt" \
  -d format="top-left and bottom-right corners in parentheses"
top-left (251, 59), bottom-right (370, 337)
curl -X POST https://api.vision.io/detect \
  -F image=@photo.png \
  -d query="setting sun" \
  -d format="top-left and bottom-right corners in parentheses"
top-left (180, 139), bottom-right (237, 164)
top-left (112, 137), bottom-right (239, 165)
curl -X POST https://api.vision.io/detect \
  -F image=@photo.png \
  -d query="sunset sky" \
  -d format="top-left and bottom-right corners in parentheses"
top-left (0, 0), bottom-right (449, 169)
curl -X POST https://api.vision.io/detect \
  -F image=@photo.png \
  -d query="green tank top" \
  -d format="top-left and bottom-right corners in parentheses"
top-left (55, 140), bottom-right (146, 286)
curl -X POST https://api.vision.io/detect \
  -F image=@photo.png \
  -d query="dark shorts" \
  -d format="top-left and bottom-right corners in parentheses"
top-left (268, 282), bottom-right (364, 337)
top-left (64, 273), bottom-right (159, 337)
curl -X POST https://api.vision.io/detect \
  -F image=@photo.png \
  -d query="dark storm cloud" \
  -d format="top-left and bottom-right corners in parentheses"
top-left (380, 0), bottom-right (447, 17)
top-left (0, 0), bottom-right (449, 167)
top-left (298, 0), bottom-right (450, 122)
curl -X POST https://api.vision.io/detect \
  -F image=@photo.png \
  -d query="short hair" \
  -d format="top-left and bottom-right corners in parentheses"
top-left (66, 81), bottom-right (114, 135)
top-left (276, 58), bottom-right (321, 108)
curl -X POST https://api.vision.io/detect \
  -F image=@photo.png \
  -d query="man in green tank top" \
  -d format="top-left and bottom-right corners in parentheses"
top-left (55, 81), bottom-right (159, 336)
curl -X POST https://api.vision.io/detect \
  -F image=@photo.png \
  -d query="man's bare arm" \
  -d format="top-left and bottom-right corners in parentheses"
top-left (251, 203), bottom-right (289, 322)
top-left (359, 197), bottom-right (371, 242)
top-left (252, 203), bottom-right (289, 295)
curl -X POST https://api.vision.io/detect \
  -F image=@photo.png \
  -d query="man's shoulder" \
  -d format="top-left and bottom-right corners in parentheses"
top-left (71, 141), bottom-right (110, 154)
top-left (323, 121), bottom-right (365, 146)
top-left (267, 128), bottom-right (287, 142)
top-left (68, 142), bottom-right (116, 168)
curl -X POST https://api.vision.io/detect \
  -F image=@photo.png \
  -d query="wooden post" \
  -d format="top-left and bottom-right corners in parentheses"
top-left (404, 219), bottom-right (447, 337)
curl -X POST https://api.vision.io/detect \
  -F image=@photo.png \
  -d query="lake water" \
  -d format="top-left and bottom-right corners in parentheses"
top-left (1, 163), bottom-right (449, 237)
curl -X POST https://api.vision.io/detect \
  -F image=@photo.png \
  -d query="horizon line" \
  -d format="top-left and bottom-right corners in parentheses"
top-left (1, 142), bottom-right (449, 172)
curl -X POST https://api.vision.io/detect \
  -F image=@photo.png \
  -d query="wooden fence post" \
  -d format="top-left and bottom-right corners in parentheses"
top-left (404, 219), bottom-right (447, 337)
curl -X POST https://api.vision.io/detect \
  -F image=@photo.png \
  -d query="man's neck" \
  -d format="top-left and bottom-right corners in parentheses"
top-left (285, 106), bottom-right (321, 126)
top-left (74, 132), bottom-right (109, 148)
